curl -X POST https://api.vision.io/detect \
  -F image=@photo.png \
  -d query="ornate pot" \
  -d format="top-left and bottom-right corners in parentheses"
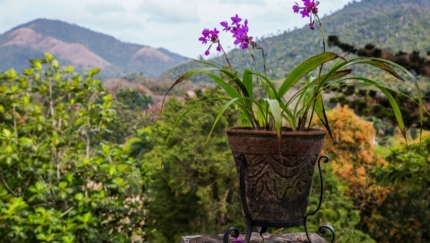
top-left (225, 127), bottom-right (326, 225)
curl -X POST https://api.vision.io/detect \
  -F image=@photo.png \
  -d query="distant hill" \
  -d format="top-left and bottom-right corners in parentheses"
top-left (163, 0), bottom-right (430, 81)
top-left (0, 19), bottom-right (188, 78)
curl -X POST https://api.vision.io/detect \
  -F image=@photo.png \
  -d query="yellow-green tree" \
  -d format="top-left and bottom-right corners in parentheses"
top-left (315, 105), bottom-right (388, 207)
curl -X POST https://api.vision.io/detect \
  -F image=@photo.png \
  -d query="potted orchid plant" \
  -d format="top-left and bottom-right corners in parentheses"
top-left (165, 1), bottom-right (423, 142)
top-left (164, 1), bottom-right (424, 242)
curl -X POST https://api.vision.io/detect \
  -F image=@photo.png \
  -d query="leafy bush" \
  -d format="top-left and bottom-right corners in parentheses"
top-left (0, 54), bottom-right (144, 242)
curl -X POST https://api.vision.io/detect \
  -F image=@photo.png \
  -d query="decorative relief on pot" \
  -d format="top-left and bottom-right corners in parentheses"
top-left (247, 154), bottom-right (317, 200)
top-left (226, 127), bottom-right (326, 223)
top-left (235, 153), bottom-right (319, 221)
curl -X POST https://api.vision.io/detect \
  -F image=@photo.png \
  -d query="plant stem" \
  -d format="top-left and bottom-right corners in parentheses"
top-left (316, 14), bottom-right (326, 75)
top-left (0, 173), bottom-right (17, 196)
top-left (219, 41), bottom-right (233, 72)
top-left (60, 206), bottom-right (75, 218)
top-left (248, 47), bottom-right (261, 100)
top-left (256, 46), bottom-right (267, 78)
top-left (306, 13), bottom-right (325, 130)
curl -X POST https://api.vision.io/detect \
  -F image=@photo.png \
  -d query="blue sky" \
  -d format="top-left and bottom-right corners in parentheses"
top-left (0, 0), bottom-right (356, 58)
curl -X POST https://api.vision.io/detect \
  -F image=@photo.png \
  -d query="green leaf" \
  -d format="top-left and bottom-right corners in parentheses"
top-left (243, 69), bottom-right (253, 99)
top-left (5, 69), bottom-right (17, 79)
top-left (59, 182), bottom-right (68, 190)
top-left (88, 68), bottom-right (100, 76)
top-left (45, 52), bottom-right (54, 61)
top-left (52, 60), bottom-right (59, 69)
top-left (219, 69), bottom-right (249, 98)
top-left (162, 66), bottom-right (218, 110)
top-left (33, 61), bottom-right (43, 71)
top-left (278, 52), bottom-right (339, 97)
top-left (65, 65), bottom-right (74, 73)
top-left (356, 60), bottom-right (404, 81)
top-left (265, 99), bottom-right (282, 136)
top-left (205, 98), bottom-right (239, 146)
top-left (313, 94), bottom-right (333, 140)
top-left (18, 137), bottom-right (33, 147)
top-left (164, 98), bottom-right (228, 146)
top-left (257, 99), bottom-right (268, 126)
top-left (74, 193), bottom-right (84, 201)
top-left (347, 76), bottom-right (406, 138)
top-left (23, 68), bottom-right (34, 76)
top-left (205, 73), bottom-right (241, 99)
top-left (2, 128), bottom-right (12, 139)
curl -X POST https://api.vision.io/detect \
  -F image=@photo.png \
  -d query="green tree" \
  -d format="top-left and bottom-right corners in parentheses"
top-left (140, 88), bottom-right (243, 242)
top-left (116, 88), bottom-right (153, 110)
top-left (0, 54), bottom-right (145, 242)
top-left (283, 163), bottom-right (376, 243)
top-left (359, 138), bottom-right (430, 242)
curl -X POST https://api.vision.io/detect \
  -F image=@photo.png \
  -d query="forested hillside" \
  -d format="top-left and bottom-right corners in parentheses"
top-left (164, 0), bottom-right (430, 81)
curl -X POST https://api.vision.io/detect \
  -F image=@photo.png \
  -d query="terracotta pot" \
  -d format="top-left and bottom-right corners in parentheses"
top-left (225, 127), bottom-right (326, 224)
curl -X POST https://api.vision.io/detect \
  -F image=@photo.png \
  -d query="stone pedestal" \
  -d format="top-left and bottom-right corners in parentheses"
top-left (182, 232), bottom-right (325, 243)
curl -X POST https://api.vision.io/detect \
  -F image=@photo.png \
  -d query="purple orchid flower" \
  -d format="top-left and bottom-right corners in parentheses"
top-left (234, 237), bottom-right (243, 242)
top-left (231, 14), bottom-right (242, 25)
top-left (199, 28), bottom-right (222, 56)
top-left (293, 0), bottom-right (319, 29)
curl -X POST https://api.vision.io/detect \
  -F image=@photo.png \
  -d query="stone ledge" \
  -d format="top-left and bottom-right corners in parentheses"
top-left (182, 232), bottom-right (325, 243)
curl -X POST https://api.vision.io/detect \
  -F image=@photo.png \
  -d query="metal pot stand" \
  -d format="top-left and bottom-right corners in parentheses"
top-left (223, 154), bottom-right (335, 243)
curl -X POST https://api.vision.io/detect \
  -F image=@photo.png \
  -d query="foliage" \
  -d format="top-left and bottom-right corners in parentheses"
top-left (326, 37), bottom-right (430, 133)
top-left (284, 163), bottom-right (376, 243)
top-left (123, 127), bottom-right (155, 160)
top-left (328, 81), bottom-right (430, 137)
top-left (140, 88), bottom-right (243, 242)
top-left (101, 78), bottom-right (158, 144)
top-left (328, 35), bottom-right (430, 77)
top-left (116, 88), bottom-right (153, 110)
top-left (358, 138), bottom-right (430, 242)
top-left (102, 101), bottom-right (154, 145)
top-left (0, 54), bottom-right (144, 242)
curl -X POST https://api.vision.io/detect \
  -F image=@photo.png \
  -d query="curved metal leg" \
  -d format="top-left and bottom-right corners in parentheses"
top-left (319, 224), bottom-right (336, 243)
top-left (223, 227), bottom-right (240, 243)
top-left (257, 226), bottom-right (267, 239)
top-left (244, 224), bottom-right (252, 243)
top-left (235, 153), bottom-right (254, 243)
top-left (303, 155), bottom-right (335, 243)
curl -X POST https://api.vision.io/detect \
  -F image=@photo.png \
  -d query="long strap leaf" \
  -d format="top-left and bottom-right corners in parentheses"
top-left (205, 98), bottom-right (239, 146)
top-left (162, 66), bottom-right (218, 111)
top-left (278, 52), bottom-right (339, 97)
top-left (265, 99), bottom-right (282, 136)
top-left (165, 97), bottom-right (228, 146)
top-left (346, 77), bottom-right (406, 139)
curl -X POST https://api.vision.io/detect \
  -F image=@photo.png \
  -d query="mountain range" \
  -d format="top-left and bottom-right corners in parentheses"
top-left (0, 0), bottom-right (429, 81)
top-left (0, 19), bottom-right (188, 78)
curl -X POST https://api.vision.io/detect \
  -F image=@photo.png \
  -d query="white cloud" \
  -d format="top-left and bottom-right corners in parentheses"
top-left (137, 0), bottom-right (200, 23)
top-left (84, 3), bottom-right (126, 15)
top-left (0, 0), bottom-right (358, 59)
top-left (219, 0), bottom-right (266, 5)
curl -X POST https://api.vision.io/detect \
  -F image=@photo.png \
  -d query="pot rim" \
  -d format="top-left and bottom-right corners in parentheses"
top-left (225, 127), bottom-right (327, 137)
